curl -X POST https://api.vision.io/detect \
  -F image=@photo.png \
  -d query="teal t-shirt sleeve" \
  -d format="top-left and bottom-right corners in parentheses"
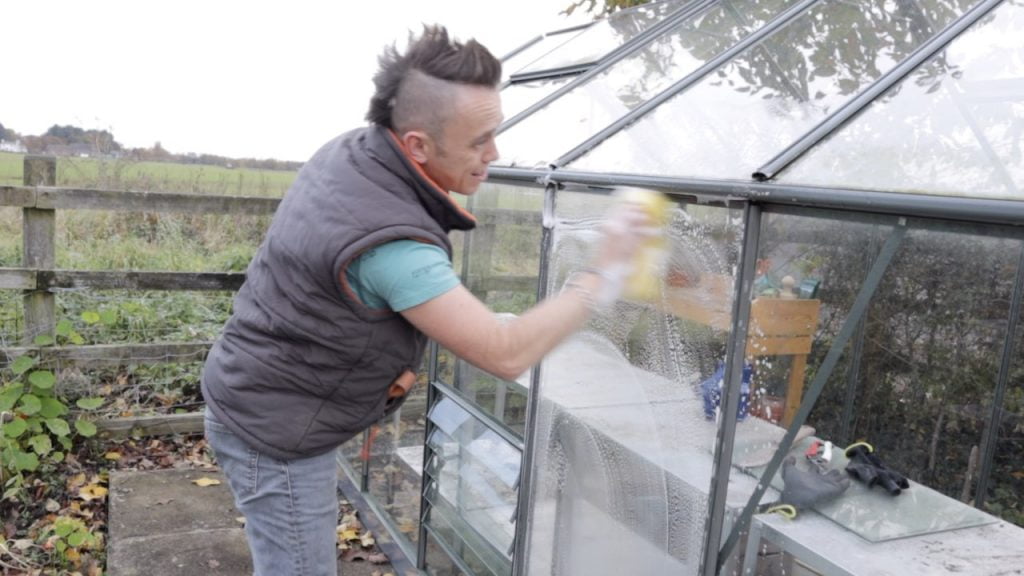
top-left (345, 240), bottom-right (460, 311)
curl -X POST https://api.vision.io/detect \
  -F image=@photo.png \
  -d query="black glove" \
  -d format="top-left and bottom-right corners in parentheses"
top-left (845, 443), bottom-right (910, 495)
top-left (780, 456), bottom-right (850, 511)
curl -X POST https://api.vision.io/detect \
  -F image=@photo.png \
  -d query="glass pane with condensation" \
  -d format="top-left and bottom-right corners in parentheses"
top-left (497, 0), bottom-right (800, 169)
top-left (514, 0), bottom-right (682, 77)
top-left (520, 187), bottom-right (746, 575)
top-left (568, 0), bottom-right (983, 179)
top-left (780, 1), bottom-right (1024, 199)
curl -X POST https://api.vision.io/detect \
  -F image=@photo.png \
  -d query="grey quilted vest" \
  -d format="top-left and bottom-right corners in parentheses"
top-left (201, 125), bottom-right (476, 460)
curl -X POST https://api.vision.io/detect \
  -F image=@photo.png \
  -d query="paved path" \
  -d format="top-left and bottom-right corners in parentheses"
top-left (107, 468), bottom-right (397, 576)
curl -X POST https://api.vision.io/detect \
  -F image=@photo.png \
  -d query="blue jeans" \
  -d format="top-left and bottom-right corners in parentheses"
top-left (204, 408), bottom-right (340, 576)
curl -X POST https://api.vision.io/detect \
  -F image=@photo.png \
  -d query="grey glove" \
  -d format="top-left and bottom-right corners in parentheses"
top-left (780, 455), bottom-right (850, 510)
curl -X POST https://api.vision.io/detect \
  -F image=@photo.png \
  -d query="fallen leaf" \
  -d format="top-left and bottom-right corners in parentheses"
top-left (235, 516), bottom-right (246, 525)
top-left (192, 477), bottom-right (221, 487)
top-left (78, 484), bottom-right (108, 501)
top-left (67, 473), bottom-right (87, 491)
top-left (44, 499), bottom-right (61, 512)
top-left (340, 548), bottom-right (371, 562)
top-left (338, 529), bottom-right (359, 541)
top-left (360, 532), bottom-right (375, 547)
top-left (104, 451), bottom-right (122, 461)
top-left (367, 552), bottom-right (389, 564)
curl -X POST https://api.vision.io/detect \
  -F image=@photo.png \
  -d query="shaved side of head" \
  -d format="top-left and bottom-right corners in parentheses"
top-left (391, 70), bottom-right (459, 144)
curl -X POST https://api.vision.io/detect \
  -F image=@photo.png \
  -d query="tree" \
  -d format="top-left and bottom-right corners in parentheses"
top-left (563, 0), bottom-right (649, 17)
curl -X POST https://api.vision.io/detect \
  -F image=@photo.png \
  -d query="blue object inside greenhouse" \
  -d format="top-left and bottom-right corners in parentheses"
top-left (700, 361), bottom-right (751, 421)
top-left (798, 278), bottom-right (820, 299)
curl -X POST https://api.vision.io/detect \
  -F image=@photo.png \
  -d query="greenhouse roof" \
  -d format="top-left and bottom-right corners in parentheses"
top-left (494, 0), bottom-right (1023, 203)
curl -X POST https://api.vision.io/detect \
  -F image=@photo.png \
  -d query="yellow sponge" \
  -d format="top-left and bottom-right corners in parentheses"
top-left (618, 188), bottom-right (672, 302)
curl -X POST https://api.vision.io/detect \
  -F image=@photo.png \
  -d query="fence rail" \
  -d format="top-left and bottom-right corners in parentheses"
top-left (1, 155), bottom-right (539, 436)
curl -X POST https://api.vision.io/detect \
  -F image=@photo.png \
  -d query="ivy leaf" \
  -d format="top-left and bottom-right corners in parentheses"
top-left (0, 384), bottom-right (23, 412)
top-left (28, 371), bottom-right (56, 390)
top-left (3, 418), bottom-right (28, 438)
top-left (33, 334), bottom-right (55, 346)
top-left (66, 531), bottom-right (88, 548)
top-left (11, 356), bottom-right (36, 376)
top-left (39, 397), bottom-right (68, 419)
top-left (15, 451), bottom-right (39, 472)
top-left (54, 517), bottom-right (77, 537)
top-left (100, 309), bottom-right (118, 326)
top-left (74, 419), bottom-right (97, 438)
top-left (69, 332), bottom-right (85, 345)
top-left (81, 311), bottom-right (100, 324)
top-left (55, 318), bottom-right (74, 337)
top-left (17, 394), bottom-right (42, 416)
top-left (45, 418), bottom-right (71, 437)
top-left (76, 397), bottom-right (104, 411)
top-left (28, 434), bottom-right (52, 456)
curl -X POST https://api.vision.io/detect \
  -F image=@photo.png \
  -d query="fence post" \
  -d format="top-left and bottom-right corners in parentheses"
top-left (22, 155), bottom-right (56, 344)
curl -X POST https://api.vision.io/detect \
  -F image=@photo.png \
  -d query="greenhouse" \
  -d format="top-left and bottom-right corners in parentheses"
top-left (337, 1), bottom-right (1024, 575)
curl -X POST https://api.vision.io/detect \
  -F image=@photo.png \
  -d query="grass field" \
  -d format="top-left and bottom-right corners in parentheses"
top-left (0, 151), bottom-right (296, 197)
top-left (0, 152), bottom-right (293, 351)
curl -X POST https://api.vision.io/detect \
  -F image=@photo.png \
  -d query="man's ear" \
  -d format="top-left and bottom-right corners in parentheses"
top-left (400, 130), bottom-right (431, 165)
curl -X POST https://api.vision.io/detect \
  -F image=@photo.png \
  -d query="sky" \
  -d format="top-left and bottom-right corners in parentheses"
top-left (3, 1), bottom-right (591, 162)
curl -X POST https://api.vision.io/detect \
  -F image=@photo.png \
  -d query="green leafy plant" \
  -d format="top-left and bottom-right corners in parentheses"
top-left (0, 316), bottom-right (103, 501)
top-left (39, 515), bottom-right (102, 568)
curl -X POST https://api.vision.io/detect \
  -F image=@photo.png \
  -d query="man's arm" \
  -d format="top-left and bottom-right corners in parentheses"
top-left (401, 202), bottom-right (650, 381)
top-left (400, 272), bottom-right (602, 381)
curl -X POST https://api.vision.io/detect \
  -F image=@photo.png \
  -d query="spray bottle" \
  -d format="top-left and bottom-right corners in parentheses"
top-left (618, 187), bottom-right (672, 302)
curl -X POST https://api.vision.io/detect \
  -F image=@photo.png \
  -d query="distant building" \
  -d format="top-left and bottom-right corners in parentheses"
top-left (0, 139), bottom-right (27, 153)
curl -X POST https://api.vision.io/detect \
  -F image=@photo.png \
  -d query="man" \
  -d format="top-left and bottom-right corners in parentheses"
top-left (202, 25), bottom-right (649, 576)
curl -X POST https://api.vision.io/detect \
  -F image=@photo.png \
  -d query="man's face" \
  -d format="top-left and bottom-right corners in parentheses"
top-left (421, 85), bottom-right (503, 195)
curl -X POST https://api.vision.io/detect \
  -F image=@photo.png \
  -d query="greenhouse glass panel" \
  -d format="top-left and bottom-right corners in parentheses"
top-left (424, 395), bottom-right (521, 576)
top-left (363, 378), bottom-right (430, 547)
top-left (442, 354), bottom-right (529, 438)
top-left (460, 182), bottom-right (542, 310)
top-left (497, 0), bottom-right (801, 169)
top-left (780, 0), bottom-right (1024, 199)
top-left (739, 209), bottom-right (1018, 573)
top-left (500, 77), bottom-right (575, 120)
top-left (568, 0), bottom-right (983, 178)
top-left (988, 316), bottom-right (1024, 526)
top-left (422, 524), bottom-right (495, 576)
top-left (511, 0), bottom-right (680, 78)
top-left (501, 27), bottom-right (590, 81)
top-left (520, 188), bottom-right (744, 575)
top-left (439, 181), bottom-right (542, 435)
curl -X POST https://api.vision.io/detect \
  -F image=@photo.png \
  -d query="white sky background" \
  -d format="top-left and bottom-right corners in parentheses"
top-left (3, 1), bottom-right (591, 162)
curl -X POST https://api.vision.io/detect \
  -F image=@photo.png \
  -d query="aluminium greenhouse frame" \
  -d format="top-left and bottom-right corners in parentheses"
top-left (340, 1), bottom-right (1024, 575)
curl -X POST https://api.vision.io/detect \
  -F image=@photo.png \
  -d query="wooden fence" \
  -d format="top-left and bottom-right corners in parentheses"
top-left (0, 155), bottom-right (540, 437)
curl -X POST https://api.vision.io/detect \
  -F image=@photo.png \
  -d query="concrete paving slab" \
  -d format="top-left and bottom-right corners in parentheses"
top-left (108, 468), bottom-right (397, 576)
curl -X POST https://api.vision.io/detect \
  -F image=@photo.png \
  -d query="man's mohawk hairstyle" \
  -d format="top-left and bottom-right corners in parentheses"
top-left (366, 24), bottom-right (502, 129)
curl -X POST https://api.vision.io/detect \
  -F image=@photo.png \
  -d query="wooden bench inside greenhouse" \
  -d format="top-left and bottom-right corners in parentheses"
top-left (660, 273), bottom-right (821, 426)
